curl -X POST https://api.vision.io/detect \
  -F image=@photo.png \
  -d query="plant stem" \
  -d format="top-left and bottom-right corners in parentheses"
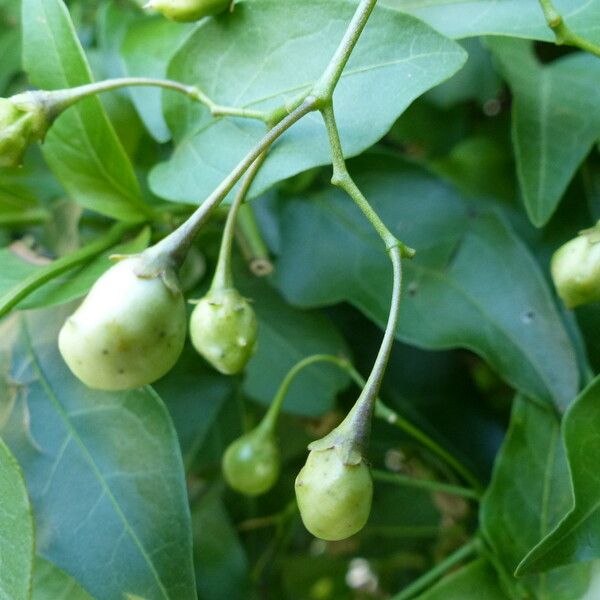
top-left (390, 539), bottom-right (480, 600)
top-left (25, 77), bottom-right (268, 123)
top-left (142, 98), bottom-right (316, 270)
top-left (311, 0), bottom-right (378, 102)
top-left (372, 470), bottom-right (480, 501)
top-left (261, 352), bottom-right (480, 493)
top-left (334, 245), bottom-right (402, 455)
top-left (235, 203), bottom-right (274, 277)
top-left (320, 105), bottom-right (414, 256)
top-left (374, 402), bottom-right (484, 494)
top-left (0, 222), bottom-right (135, 318)
top-left (211, 151), bottom-right (269, 290)
top-left (538, 0), bottom-right (600, 56)
top-left (261, 354), bottom-right (344, 432)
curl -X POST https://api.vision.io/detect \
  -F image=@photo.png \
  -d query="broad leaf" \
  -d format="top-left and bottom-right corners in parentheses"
top-left (413, 560), bottom-right (506, 599)
top-left (0, 436), bottom-right (34, 600)
top-left (22, 0), bottom-right (148, 221)
top-left (121, 18), bottom-right (195, 143)
top-left (150, 0), bottom-right (466, 204)
top-left (0, 308), bottom-right (196, 600)
top-left (32, 557), bottom-right (93, 600)
top-left (239, 271), bottom-right (350, 417)
top-left (154, 346), bottom-right (235, 469)
top-left (482, 397), bottom-right (597, 598)
top-left (0, 28), bottom-right (20, 93)
top-left (519, 375), bottom-right (600, 574)
top-left (488, 38), bottom-right (600, 226)
top-left (192, 486), bottom-right (249, 600)
top-left (382, 0), bottom-right (600, 43)
top-left (272, 154), bottom-right (578, 409)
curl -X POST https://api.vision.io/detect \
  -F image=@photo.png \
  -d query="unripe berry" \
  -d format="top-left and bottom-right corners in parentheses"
top-left (189, 288), bottom-right (258, 375)
top-left (145, 0), bottom-right (230, 22)
top-left (222, 427), bottom-right (280, 496)
top-left (58, 257), bottom-right (187, 390)
top-left (295, 448), bottom-right (373, 541)
top-left (0, 96), bottom-right (48, 168)
top-left (551, 233), bottom-right (600, 308)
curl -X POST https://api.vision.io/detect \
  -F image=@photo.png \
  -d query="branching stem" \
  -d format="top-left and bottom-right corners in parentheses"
top-left (538, 0), bottom-right (600, 56)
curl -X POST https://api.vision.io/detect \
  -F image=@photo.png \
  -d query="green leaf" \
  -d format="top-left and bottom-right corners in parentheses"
top-left (154, 346), bottom-right (235, 469)
top-left (518, 375), bottom-right (600, 574)
top-left (0, 308), bottom-right (196, 600)
top-left (488, 38), bottom-right (600, 226)
top-left (0, 436), bottom-right (34, 600)
top-left (0, 27), bottom-right (20, 93)
top-left (239, 271), bottom-right (350, 417)
top-left (272, 154), bottom-right (578, 410)
top-left (381, 0), bottom-right (600, 43)
top-left (412, 560), bottom-right (507, 600)
top-left (0, 227), bottom-right (149, 314)
top-left (192, 486), bottom-right (250, 600)
top-left (32, 557), bottom-right (93, 600)
top-left (150, 0), bottom-right (466, 203)
top-left (121, 17), bottom-right (195, 143)
top-left (21, 0), bottom-right (149, 222)
top-left (482, 397), bottom-right (597, 598)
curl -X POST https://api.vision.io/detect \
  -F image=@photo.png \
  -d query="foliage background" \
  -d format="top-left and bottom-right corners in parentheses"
top-left (2, 0), bottom-right (600, 598)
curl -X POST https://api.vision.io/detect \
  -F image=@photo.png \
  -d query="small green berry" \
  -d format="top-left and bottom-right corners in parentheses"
top-left (295, 448), bottom-right (373, 541)
top-left (58, 257), bottom-right (187, 390)
top-left (145, 0), bottom-right (230, 22)
top-left (222, 427), bottom-right (280, 496)
top-left (0, 95), bottom-right (48, 168)
top-left (551, 233), bottom-right (600, 308)
top-left (189, 288), bottom-right (258, 375)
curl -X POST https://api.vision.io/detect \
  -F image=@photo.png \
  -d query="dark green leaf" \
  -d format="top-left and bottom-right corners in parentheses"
top-left (488, 38), bottom-right (600, 226)
top-left (482, 397), bottom-right (597, 598)
top-left (0, 308), bottom-right (196, 600)
top-left (121, 18), bottom-right (195, 143)
top-left (150, 0), bottom-right (466, 203)
top-left (0, 436), bottom-right (34, 600)
top-left (239, 272), bottom-right (350, 417)
top-left (192, 486), bottom-right (249, 600)
top-left (22, 0), bottom-right (149, 221)
top-left (519, 375), bottom-right (600, 574)
top-left (273, 154), bottom-right (578, 409)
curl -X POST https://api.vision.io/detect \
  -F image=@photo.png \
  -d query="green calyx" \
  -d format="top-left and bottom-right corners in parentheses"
top-left (58, 256), bottom-right (187, 390)
top-left (295, 447), bottom-right (373, 541)
top-left (0, 94), bottom-right (49, 168)
top-left (189, 287), bottom-right (258, 375)
top-left (551, 230), bottom-right (600, 308)
top-left (222, 425), bottom-right (280, 496)
top-left (145, 0), bottom-right (231, 22)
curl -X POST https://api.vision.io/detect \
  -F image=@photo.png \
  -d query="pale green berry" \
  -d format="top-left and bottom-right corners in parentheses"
top-left (58, 257), bottom-right (187, 390)
top-left (295, 448), bottom-right (373, 541)
top-left (222, 427), bottom-right (280, 496)
top-left (551, 234), bottom-right (600, 308)
top-left (145, 0), bottom-right (230, 22)
top-left (189, 288), bottom-right (258, 375)
top-left (0, 96), bottom-right (47, 168)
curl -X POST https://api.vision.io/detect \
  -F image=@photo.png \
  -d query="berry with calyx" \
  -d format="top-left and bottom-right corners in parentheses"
top-left (551, 232), bottom-right (600, 308)
top-left (58, 256), bottom-right (187, 390)
top-left (295, 447), bottom-right (373, 541)
top-left (0, 94), bottom-right (49, 168)
top-left (189, 287), bottom-right (258, 375)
